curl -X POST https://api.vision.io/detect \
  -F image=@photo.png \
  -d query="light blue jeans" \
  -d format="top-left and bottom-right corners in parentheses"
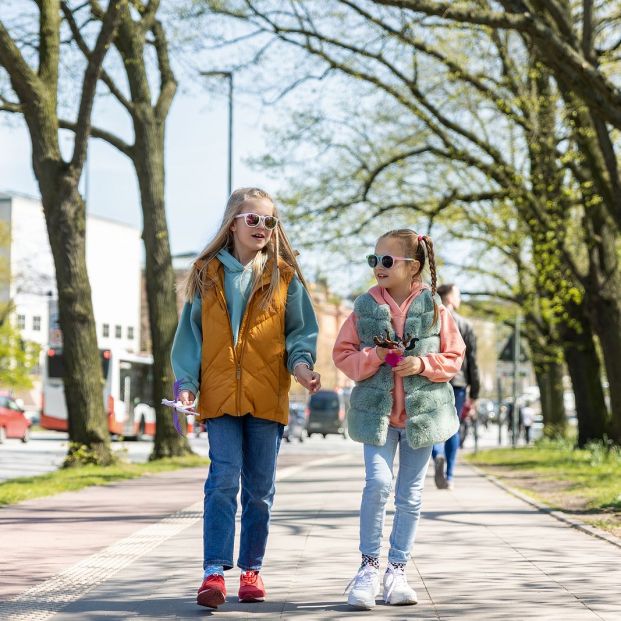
top-left (360, 426), bottom-right (433, 564)
top-left (432, 386), bottom-right (467, 481)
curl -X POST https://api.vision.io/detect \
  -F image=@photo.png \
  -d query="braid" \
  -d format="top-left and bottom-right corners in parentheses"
top-left (420, 235), bottom-right (439, 326)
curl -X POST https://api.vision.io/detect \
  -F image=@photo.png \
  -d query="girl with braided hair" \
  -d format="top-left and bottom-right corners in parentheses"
top-left (333, 228), bottom-right (465, 609)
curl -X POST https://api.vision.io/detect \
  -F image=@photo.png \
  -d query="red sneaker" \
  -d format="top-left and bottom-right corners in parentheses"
top-left (238, 570), bottom-right (266, 602)
top-left (197, 574), bottom-right (226, 608)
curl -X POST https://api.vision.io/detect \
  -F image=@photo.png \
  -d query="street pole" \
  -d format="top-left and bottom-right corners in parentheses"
top-left (201, 70), bottom-right (234, 197)
top-left (227, 73), bottom-right (233, 197)
top-left (497, 375), bottom-right (503, 446)
top-left (511, 313), bottom-right (521, 448)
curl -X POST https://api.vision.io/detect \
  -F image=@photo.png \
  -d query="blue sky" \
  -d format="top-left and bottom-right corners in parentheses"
top-left (0, 34), bottom-right (479, 298)
top-left (0, 84), bottom-right (272, 259)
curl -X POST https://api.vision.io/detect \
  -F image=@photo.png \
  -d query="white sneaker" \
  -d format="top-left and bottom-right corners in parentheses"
top-left (345, 564), bottom-right (380, 609)
top-left (383, 565), bottom-right (418, 605)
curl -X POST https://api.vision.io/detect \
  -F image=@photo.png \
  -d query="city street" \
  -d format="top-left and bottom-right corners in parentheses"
top-left (1, 437), bottom-right (619, 620)
top-left (1, 1), bottom-right (620, 619)
top-left (0, 422), bottom-right (516, 483)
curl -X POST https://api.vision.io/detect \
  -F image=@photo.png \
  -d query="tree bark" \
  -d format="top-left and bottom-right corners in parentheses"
top-left (578, 138), bottom-right (621, 445)
top-left (0, 1), bottom-right (123, 465)
top-left (42, 174), bottom-right (113, 464)
top-left (534, 358), bottom-right (566, 438)
top-left (59, 3), bottom-right (188, 455)
top-left (111, 7), bottom-right (191, 457)
top-left (133, 113), bottom-right (192, 458)
top-left (560, 300), bottom-right (609, 447)
top-left (543, 71), bottom-right (621, 444)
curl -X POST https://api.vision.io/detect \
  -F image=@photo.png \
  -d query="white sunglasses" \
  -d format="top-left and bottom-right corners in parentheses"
top-left (235, 212), bottom-right (279, 230)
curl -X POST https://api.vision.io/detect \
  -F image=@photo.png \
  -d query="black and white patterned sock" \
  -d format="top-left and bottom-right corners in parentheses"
top-left (388, 561), bottom-right (406, 571)
top-left (361, 554), bottom-right (379, 569)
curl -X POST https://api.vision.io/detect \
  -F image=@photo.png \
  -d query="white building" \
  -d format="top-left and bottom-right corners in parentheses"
top-left (0, 191), bottom-right (143, 407)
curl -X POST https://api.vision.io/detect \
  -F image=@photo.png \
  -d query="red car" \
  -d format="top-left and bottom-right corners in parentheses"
top-left (0, 395), bottom-right (31, 443)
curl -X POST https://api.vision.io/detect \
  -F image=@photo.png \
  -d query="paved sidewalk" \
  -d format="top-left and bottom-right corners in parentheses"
top-left (1, 449), bottom-right (620, 620)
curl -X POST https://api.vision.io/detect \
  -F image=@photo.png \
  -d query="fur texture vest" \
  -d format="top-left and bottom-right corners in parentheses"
top-left (347, 289), bottom-right (459, 449)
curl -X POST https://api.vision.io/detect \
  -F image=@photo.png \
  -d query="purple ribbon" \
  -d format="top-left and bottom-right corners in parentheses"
top-left (172, 378), bottom-right (185, 436)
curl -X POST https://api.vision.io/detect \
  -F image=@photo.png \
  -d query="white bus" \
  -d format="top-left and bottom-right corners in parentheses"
top-left (41, 348), bottom-right (157, 437)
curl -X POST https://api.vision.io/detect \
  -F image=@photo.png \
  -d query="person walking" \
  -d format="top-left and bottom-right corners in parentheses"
top-left (171, 187), bottom-right (321, 609)
top-left (431, 283), bottom-right (480, 489)
top-left (521, 399), bottom-right (535, 445)
top-left (333, 229), bottom-right (465, 609)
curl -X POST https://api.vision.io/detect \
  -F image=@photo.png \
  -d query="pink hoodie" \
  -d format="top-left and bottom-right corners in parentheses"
top-left (333, 283), bottom-right (466, 428)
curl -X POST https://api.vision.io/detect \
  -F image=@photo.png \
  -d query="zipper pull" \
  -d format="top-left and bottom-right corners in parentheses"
top-left (236, 364), bottom-right (241, 380)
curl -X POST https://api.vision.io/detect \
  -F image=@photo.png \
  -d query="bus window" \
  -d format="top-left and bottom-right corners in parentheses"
top-left (46, 349), bottom-right (111, 379)
top-left (119, 361), bottom-right (154, 408)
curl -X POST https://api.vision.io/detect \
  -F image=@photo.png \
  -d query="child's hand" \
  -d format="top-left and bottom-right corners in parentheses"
top-left (179, 390), bottom-right (196, 406)
top-left (294, 365), bottom-right (322, 393)
top-left (393, 356), bottom-right (423, 377)
top-left (375, 346), bottom-right (391, 362)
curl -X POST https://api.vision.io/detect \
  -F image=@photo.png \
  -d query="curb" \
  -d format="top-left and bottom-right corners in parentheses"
top-left (467, 463), bottom-right (621, 550)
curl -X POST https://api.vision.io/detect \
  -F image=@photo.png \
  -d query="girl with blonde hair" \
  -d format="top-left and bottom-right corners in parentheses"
top-left (172, 187), bottom-right (320, 609)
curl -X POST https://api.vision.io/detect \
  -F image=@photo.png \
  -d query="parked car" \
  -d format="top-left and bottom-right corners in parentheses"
top-left (284, 403), bottom-right (306, 442)
top-left (0, 395), bottom-right (32, 443)
top-left (307, 390), bottom-right (347, 438)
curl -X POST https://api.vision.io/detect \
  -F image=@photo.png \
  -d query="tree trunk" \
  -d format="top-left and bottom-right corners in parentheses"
top-left (41, 171), bottom-right (113, 465)
top-left (133, 113), bottom-right (192, 458)
top-left (583, 206), bottom-right (621, 444)
top-left (534, 359), bottom-right (566, 438)
top-left (560, 301), bottom-right (609, 447)
top-left (555, 85), bottom-right (621, 445)
top-left (0, 0), bottom-right (123, 466)
top-left (589, 294), bottom-right (621, 443)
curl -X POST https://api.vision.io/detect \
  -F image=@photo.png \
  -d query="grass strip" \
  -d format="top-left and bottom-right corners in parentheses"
top-left (464, 438), bottom-right (621, 536)
top-left (0, 454), bottom-right (209, 507)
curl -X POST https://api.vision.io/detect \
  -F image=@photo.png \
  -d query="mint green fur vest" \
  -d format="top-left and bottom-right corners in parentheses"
top-left (347, 290), bottom-right (459, 449)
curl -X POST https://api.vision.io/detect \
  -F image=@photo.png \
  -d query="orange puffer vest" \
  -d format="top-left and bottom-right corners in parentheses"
top-left (197, 256), bottom-right (295, 425)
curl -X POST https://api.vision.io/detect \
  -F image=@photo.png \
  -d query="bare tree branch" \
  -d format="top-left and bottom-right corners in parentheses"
top-left (152, 18), bottom-right (176, 121)
top-left (373, 0), bottom-right (621, 128)
top-left (70, 0), bottom-right (125, 173)
top-left (0, 20), bottom-right (44, 112)
top-left (61, 1), bottom-right (134, 113)
top-left (59, 117), bottom-right (134, 157)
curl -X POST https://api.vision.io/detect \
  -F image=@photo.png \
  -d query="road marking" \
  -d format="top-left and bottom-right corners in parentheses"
top-left (0, 454), bottom-right (350, 620)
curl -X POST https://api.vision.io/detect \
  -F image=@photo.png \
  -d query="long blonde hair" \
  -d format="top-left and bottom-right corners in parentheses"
top-left (182, 187), bottom-right (308, 307)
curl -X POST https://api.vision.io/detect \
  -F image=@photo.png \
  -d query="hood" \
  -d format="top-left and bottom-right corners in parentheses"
top-left (216, 249), bottom-right (246, 274)
top-left (367, 281), bottom-right (428, 306)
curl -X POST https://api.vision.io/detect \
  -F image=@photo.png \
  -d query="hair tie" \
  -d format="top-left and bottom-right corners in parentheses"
top-left (417, 234), bottom-right (424, 242)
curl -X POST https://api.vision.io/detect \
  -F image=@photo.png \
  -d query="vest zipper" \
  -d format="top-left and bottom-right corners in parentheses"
top-left (216, 265), bottom-right (273, 417)
top-left (235, 278), bottom-right (271, 417)
top-left (215, 286), bottom-right (240, 415)
top-left (235, 293), bottom-right (255, 417)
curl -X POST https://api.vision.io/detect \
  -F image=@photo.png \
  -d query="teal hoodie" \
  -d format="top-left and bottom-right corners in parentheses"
top-left (171, 249), bottom-right (318, 394)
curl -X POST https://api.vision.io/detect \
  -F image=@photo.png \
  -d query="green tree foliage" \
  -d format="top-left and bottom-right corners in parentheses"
top-left (0, 309), bottom-right (40, 390)
top-left (192, 0), bottom-right (620, 441)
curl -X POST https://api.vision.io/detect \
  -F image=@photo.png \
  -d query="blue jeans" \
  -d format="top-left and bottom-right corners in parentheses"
top-left (203, 414), bottom-right (283, 571)
top-left (432, 386), bottom-right (466, 481)
top-left (360, 426), bottom-right (433, 564)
